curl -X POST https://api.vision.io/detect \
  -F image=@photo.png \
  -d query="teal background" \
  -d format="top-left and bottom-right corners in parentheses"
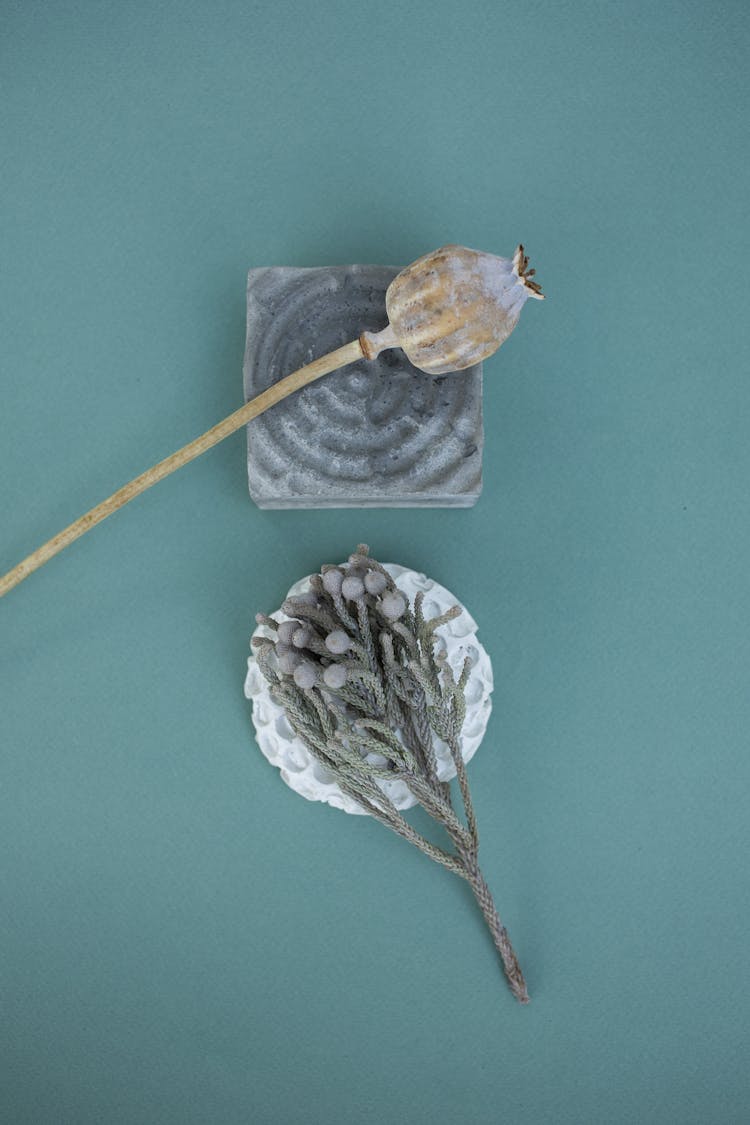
top-left (1, 1), bottom-right (749, 1121)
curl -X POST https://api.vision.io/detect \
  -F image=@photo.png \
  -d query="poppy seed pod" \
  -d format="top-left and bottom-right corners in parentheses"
top-left (362, 244), bottom-right (543, 375)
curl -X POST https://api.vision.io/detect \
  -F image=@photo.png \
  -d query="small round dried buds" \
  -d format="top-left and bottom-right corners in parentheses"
top-left (292, 627), bottom-right (312, 649)
top-left (379, 592), bottom-right (406, 620)
top-left (321, 569), bottom-right (344, 596)
top-left (325, 629), bottom-right (351, 655)
top-left (293, 661), bottom-right (318, 690)
top-left (341, 575), bottom-right (365, 600)
top-left (277, 649), bottom-right (303, 675)
top-left (323, 663), bottom-right (348, 690)
top-left (277, 620), bottom-right (300, 645)
top-left (364, 570), bottom-right (387, 595)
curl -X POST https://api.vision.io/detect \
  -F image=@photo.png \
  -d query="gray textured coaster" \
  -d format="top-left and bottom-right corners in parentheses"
top-left (243, 265), bottom-right (483, 508)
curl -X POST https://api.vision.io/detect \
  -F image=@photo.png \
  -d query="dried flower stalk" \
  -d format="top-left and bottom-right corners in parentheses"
top-left (1, 243), bottom-right (542, 598)
top-left (252, 545), bottom-right (529, 1004)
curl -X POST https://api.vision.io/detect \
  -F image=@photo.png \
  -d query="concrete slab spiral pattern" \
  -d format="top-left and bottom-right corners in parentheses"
top-left (243, 265), bottom-right (483, 508)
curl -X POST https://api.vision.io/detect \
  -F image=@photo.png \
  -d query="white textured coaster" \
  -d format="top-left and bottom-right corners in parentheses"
top-left (242, 265), bottom-right (483, 508)
top-left (245, 564), bottom-right (493, 815)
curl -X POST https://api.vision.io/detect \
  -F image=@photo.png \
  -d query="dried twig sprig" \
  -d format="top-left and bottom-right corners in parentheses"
top-left (252, 545), bottom-right (529, 1004)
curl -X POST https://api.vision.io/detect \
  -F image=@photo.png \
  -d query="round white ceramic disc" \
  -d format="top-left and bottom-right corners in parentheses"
top-left (245, 564), bottom-right (493, 815)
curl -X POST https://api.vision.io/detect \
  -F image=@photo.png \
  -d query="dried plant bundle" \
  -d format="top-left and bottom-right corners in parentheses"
top-left (252, 545), bottom-right (529, 1004)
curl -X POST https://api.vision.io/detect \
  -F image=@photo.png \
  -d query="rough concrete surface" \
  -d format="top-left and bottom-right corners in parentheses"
top-left (243, 265), bottom-right (483, 508)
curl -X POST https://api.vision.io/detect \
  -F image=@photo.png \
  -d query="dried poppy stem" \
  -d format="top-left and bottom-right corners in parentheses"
top-left (0, 339), bottom-right (365, 597)
top-left (1, 243), bottom-right (542, 598)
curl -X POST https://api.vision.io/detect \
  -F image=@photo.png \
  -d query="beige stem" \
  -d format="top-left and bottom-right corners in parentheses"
top-left (0, 337), bottom-right (367, 598)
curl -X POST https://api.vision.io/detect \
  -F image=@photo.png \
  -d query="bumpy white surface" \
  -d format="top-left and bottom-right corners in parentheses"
top-left (244, 564), bottom-right (493, 815)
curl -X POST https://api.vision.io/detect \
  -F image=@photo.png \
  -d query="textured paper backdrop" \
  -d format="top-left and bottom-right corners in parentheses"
top-left (1, 1), bottom-right (748, 1122)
